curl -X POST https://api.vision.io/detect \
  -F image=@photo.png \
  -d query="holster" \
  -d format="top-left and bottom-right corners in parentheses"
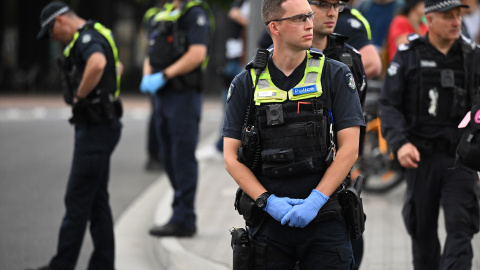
top-left (231, 227), bottom-right (254, 270)
top-left (69, 94), bottom-right (122, 125)
top-left (230, 227), bottom-right (295, 270)
top-left (234, 188), bottom-right (265, 227)
top-left (339, 181), bottom-right (366, 240)
top-left (69, 99), bottom-right (102, 124)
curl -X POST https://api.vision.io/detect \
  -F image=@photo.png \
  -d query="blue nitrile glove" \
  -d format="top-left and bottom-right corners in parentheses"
top-left (281, 189), bottom-right (329, 228)
top-left (139, 72), bottom-right (166, 95)
top-left (264, 194), bottom-right (304, 222)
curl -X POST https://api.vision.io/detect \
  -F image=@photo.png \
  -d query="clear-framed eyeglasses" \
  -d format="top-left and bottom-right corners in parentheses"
top-left (308, 1), bottom-right (345, 12)
top-left (265, 11), bottom-right (315, 25)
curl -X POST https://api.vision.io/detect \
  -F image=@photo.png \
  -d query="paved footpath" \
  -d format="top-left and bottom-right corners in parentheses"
top-left (113, 95), bottom-right (480, 270)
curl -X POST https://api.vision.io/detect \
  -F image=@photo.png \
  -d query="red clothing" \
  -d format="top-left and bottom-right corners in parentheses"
top-left (388, 15), bottom-right (428, 61)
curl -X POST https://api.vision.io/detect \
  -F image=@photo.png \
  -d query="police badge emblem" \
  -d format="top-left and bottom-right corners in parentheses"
top-left (226, 83), bottom-right (234, 103)
top-left (387, 62), bottom-right (400, 77)
top-left (345, 73), bottom-right (356, 92)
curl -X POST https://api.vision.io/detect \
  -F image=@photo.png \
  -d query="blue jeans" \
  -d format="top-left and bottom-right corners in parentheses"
top-left (50, 119), bottom-right (121, 270)
top-left (154, 89), bottom-right (201, 230)
top-left (251, 215), bottom-right (354, 269)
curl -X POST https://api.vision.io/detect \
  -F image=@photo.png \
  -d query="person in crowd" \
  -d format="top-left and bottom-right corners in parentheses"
top-left (386, 0), bottom-right (428, 62)
top-left (379, 0), bottom-right (480, 268)
top-left (29, 2), bottom-right (123, 270)
top-left (462, 0), bottom-right (480, 43)
top-left (358, 0), bottom-right (405, 52)
top-left (198, 0), bottom-right (250, 161)
top-left (223, 0), bottom-right (365, 268)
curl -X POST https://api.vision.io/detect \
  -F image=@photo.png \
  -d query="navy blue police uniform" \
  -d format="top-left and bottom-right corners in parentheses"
top-left (146, 2), bottom-right (210, 232)
top-left (223, 48), bottom-right (365, 269)
top-left (52, 20), bottom-right (122, 270)
top-left (324, 33), bottom-right (367, 107)
top-left (322, 33), bottom-right (367, 270)
top-left (379, 34), bottom-right (480, 269)
top-left (335, 7), bottom-right (372, 53)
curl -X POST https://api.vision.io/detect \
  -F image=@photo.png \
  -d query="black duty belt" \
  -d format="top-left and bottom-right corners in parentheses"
top-left (408, 136), bottom-right (457, 156)
top-left (311, 182), bottom-right (346, 223)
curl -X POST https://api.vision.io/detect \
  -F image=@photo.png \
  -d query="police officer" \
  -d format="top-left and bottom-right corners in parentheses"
top-left (223, 0), bottom-right (365, 268)
top-left (379, 0), bottom-right (480, 268)
top-left (309, 0), bottom-right (367, 105)
top-left (29, 2), bottom-right (123, 270)
top-left (141, 0), bottom-right (212, 237)
top-left (141, 4), bottom-right (163, 171)
top-left (309, 1), bottom-right (368, 269)
top-left (335, 4), bottom-right (382, 79)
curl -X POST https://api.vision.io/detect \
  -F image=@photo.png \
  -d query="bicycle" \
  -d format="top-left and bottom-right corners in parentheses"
top-left (351, 80), bottom-right (405, 194)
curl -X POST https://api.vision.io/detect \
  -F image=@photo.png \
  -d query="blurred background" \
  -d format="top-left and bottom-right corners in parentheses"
top-left (0, 0), bottom-right (263, 96)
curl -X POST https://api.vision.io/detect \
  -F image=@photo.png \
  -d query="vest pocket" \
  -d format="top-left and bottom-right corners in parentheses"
top-left (262, 157), bottom-right (314, 177)
top-left (261, 148), bottom-right (294, 163)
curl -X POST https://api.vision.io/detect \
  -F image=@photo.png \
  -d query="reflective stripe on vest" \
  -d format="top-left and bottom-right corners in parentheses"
top-left (153, 0), bottom-right (215, 69)
top-left (351, 9), bottom-right (372, 41)
top-left (251, 51), bottom-right (325, 105)
top-left (63, 22), bottom-right (121, 98)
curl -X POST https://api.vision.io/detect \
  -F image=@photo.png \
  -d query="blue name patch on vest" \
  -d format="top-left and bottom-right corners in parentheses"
top-left (292, 85), bottom-right (317, 96)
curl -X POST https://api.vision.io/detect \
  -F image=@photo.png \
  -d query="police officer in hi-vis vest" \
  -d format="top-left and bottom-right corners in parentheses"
top-left (379, 0), bottom-right (480, 268)
top-left (140, 0), bottom-right (213, 237)
top-left (29, 2), bottom-right (123, 270)
top-left (223, 0), bottom-right (365, 268)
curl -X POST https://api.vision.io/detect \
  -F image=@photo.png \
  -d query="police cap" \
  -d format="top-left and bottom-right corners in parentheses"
top-left (37, 2), bottom-right (71, 39)
top-left (424, 0), bottom-right (469, 14)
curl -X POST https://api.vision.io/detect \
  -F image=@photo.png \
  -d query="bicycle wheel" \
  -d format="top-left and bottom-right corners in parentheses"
top-left (353, 126), bottom-right (404, 194)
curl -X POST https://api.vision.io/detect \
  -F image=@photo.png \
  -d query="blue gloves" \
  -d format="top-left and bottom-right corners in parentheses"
top-left (281, 189), bottom-right (329, 228)
top-left (140, 72), bottom-right (166, 95)
top-left (264, 194), bottom-right (303, 222)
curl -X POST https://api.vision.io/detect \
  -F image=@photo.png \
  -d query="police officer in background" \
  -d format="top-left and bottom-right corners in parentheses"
top-left (379, 0), bottom-right (480, 268)
top-left (224, 0), bottom-right (365, 268)
top-left (29, 2), bottom-right (123, 270)
top-left (141, 4), bottom-right (163, 171)
top-left (309, 0), bottom-right (367, 106)
top-left (140, 0), bottom-right (212, 237)
top-left (335, 4), bottom-right (382, 79)
top-left (308, 1), bottom-right (367, 269)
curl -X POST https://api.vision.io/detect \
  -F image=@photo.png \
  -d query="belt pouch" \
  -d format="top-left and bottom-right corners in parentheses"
top-left (231, 227), bottom-right (254, 270)
top-left (235, 188), bottom-right (265, 226)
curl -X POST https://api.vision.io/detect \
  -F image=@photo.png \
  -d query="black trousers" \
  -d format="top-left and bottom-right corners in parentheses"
top-left (50, 119), bottom-right (122, 270)
top-left (250, 215), bottom-right (354, 270)
top-left (403, 152), bottom-right (479, 270)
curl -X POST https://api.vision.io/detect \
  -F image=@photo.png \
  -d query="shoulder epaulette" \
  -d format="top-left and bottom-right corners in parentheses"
top-left (330, 33), bottom-right (349, 43)
top-left (398, 34), bottom-right (425, 51)
top-left (407, 33), bottom-right (421, 43)
top-left (344, 43), bottom-right (361, 55)
top-left (309, 47), bottom-right (324, 58)
top-left (460, 34), bottom-right (478, 51)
